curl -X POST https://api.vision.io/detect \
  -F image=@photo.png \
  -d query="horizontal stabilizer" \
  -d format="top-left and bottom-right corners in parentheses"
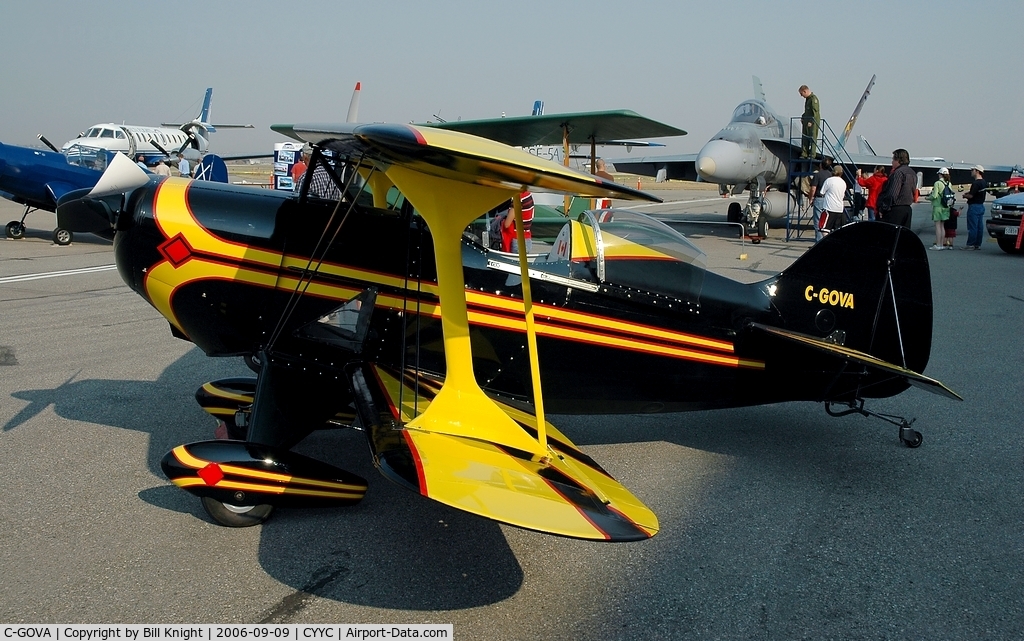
top-left (750, 323), bottom-right (962, 401)
top-left (351, 365), bottom-right (658, 541)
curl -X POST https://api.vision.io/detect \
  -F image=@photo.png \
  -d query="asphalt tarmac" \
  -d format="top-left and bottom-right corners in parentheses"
top-left (1, 193), bottom-right (1022, 638)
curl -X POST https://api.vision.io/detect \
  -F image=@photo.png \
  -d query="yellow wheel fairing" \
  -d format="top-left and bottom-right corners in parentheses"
top-left (200, 382), bottom-right (254, 404)
top-left (172, 476), bottom-right (365, 501)
top-left (162, 442), bottom-right (369, 507)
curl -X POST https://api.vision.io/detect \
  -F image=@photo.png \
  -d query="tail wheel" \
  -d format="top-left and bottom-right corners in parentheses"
top-left (201, 496), bottom-right (274, 527)
top-left (53, 228), bottom-right (73, 245)
top-left (6, 221), bottom-right (25, 239)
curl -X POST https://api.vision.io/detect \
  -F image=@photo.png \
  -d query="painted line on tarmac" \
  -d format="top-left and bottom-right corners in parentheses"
top-left (0, 264), bottom-right (117, 284)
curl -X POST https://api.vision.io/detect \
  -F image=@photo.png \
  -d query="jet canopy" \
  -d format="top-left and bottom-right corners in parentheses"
top-left (731, 101), bottom-right (775, 126)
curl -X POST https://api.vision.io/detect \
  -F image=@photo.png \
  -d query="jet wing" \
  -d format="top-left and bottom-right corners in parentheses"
top-left (843, 153), bottom-right (1016, 187)
top-left (421, 109), bottom-right (686, 147)
top-left (764, 136), bottom-right (1015, 187)
top-left (607, 153), bottom-right (699, 182)
top-left (750, 323), bottom-right (962, 401)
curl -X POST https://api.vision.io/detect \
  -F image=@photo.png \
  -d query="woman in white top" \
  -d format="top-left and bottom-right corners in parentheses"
top-left (818, 165), bottom-right (848, 239)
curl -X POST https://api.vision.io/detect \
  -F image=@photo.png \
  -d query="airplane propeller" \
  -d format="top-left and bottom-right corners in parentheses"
top-left (36, 134), bottom-right (60, 153)
top-left (56, 152), bottom-right (151, 235)
top-left (150, 141), bottom-right (172, 158)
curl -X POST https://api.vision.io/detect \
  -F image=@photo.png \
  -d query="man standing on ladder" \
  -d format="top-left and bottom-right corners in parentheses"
top-left (799, 85), bottom-right (820, 159)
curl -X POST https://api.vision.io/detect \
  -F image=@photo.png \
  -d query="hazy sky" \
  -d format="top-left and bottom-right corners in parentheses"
top-left (2, 0), bottom-right (1022, 167)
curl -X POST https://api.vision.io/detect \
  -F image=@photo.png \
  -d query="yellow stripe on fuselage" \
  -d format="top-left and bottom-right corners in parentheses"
top-left (145, 180), bottom-right (753, 369)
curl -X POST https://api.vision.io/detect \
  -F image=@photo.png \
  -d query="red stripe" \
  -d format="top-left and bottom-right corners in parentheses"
top-left (402, 431), bottom-right (428, 497)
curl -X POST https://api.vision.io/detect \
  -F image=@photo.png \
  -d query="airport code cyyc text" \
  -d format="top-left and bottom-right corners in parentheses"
top-left (0, 627), bottom-right (451, 641)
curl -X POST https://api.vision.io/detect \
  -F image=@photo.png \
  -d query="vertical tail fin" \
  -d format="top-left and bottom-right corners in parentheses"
top-left (836, 75), bottom-right (875, 150)
top-left (752, 76), bottom-right (765, 102)
top-left (198, 88), bottom-right (213, 124)
top-left (532, 100), bottom-right (544, 116)
top-left (767, 222), bottom-right (933, 397)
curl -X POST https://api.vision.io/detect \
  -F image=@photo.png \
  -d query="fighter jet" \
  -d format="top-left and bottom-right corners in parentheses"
top-left (610, 77), bottom-right (1017, 236)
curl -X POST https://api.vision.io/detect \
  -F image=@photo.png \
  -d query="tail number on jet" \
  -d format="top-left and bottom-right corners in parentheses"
top-left (804, 285), bottom-right (854, 309)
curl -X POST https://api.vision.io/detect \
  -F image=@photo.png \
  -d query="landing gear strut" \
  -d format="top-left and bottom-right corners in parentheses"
top-left (6, 205), bottom-right (34, 239)
top-left (825, 399), bottom-right (923, 448)
top-left (740, 181), bottom-right (769, 244)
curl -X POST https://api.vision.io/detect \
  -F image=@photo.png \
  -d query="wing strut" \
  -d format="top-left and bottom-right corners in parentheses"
top-left (512, 193), bottom-right (548, 454)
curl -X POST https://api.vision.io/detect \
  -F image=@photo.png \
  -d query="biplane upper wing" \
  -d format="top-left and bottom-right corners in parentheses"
top-left (272, 121), bottom-right (661, 540)
top-left (419, 109), bottom-right (686, 147)
top-left (750, 322), bottom-right (962, 401)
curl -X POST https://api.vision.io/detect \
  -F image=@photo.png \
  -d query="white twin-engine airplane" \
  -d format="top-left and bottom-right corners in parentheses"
top-left (60, 88), bottom-right (253, 163)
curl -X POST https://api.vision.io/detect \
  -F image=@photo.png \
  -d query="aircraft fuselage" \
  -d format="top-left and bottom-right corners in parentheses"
top-left (696, 100), bottom-right (789, 189)
top-left (0, 142), bottom-right (101, 210)
top-left (107, 177), bottom-right (926, 414)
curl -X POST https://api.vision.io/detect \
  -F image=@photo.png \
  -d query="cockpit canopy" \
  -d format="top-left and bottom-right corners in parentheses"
top-left (476, 208), bottom-right (708, 304)
top-left (731, 101), bottom-right (775, 126)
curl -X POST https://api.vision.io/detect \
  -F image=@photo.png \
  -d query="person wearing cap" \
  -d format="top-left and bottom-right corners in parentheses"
top-left (962, 165), bottom-right (987, 250)
top-left (928, 167), bottom-right (953, 250)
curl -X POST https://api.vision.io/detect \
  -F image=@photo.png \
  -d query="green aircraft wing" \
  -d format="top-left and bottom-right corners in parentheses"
top-left (423, 109), bottom-right (686, 147)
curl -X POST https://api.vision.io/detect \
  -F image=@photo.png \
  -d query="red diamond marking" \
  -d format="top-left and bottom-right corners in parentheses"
top-left (197, 462), bottom-right (224, 486)
top-left (158, 234), bottom-right (193, 267)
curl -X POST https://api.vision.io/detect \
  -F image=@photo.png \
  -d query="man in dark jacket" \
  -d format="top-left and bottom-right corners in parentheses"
top-left (878, 148), bottom-right (917, 228)
top-left (962, 165), bottom-right (987, 250)
top-left (799, 85), bottom-right (820, 159)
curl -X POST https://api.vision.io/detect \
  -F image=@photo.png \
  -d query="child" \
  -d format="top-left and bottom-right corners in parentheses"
top-left (943, 206), bottom-right (959, 247)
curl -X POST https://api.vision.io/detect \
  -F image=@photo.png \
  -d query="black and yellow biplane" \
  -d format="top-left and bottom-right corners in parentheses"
top-left (56, 121), bottom-right (959, 542)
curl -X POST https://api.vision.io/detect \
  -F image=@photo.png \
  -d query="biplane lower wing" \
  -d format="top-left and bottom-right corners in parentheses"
top-left (351, 364), bottom-right (658, 542)
top-left (749, 323), bottom-right (962, 401)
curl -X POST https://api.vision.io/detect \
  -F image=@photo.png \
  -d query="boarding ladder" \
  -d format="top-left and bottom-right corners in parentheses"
top-left (785, 118), bottom-right (860, 241)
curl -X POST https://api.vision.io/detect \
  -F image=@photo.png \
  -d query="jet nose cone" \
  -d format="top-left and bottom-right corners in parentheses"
top-left (696, 139), bottom-right (747, 184)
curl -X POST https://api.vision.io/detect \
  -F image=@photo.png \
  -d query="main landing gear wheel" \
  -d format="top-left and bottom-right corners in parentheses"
top-left (727, 202), bottom-right (743, 224)
top-left (6, 221), bottom-right (25, 239)
top-left (201, 496), bottom-right (274, 527)
top-left (52, 228), bottom-right (73, 245)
